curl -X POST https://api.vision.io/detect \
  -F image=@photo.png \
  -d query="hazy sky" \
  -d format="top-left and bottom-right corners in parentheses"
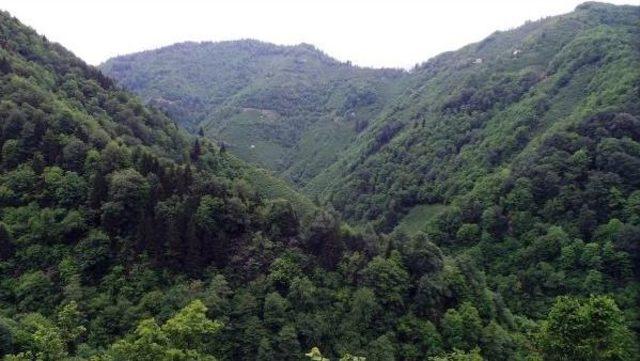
top-left (1, 0), bottom-right (636, 69)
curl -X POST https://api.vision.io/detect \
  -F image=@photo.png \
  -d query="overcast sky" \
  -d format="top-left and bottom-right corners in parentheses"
top-left (1, 0), bottom-right (636, 69)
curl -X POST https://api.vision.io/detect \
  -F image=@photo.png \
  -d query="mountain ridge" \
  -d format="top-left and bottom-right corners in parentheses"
top-left (100, 1), bottom-right (640, 237)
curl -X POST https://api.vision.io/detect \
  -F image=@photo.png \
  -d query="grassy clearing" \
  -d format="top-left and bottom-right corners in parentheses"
top-left (394, 203), bottom-right (447, 235)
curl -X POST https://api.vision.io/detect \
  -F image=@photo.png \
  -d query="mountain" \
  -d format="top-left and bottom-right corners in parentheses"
top-left (2, 3), bottom-right (640, 360)
top-left (307, 1), bottom-right (640, 233)
top-left (100, 40), bottom-right (409, 186)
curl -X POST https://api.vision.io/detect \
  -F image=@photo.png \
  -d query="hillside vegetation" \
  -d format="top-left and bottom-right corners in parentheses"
top-left (310, 2), bottom-right (640, 228)
top-left (101, 41), bottom-right (408, 186)
top-left (0, 2), bottom-right (639, 360)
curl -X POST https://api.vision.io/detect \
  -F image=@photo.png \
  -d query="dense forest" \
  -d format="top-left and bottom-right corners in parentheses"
top-left (1, 2), bottom-right (639, 360)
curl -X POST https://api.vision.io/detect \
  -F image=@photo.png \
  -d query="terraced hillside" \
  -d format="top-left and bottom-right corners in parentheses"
top-left (101, 41), bottom-right (408, 185)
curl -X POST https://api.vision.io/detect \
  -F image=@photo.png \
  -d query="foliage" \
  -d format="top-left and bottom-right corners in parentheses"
top-left (537, 295), bottom-right (637, 360)
top-left (102, 300), bottom-right (221, 361)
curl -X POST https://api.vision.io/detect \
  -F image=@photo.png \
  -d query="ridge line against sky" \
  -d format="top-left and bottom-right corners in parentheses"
top-left (1, 0), bottom-right (636, 69)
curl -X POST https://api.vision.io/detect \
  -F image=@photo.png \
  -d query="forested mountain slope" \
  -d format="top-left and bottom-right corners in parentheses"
top-left (101, 41), bottom-right (408, 185)
top-left (1, 3), bottom-right (639, 361)
top-left (309, 2), bottom-right (640, 228)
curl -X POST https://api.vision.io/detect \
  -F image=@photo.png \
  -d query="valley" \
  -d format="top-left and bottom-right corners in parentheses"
top-left (0, 2), bottom-right (638, 360)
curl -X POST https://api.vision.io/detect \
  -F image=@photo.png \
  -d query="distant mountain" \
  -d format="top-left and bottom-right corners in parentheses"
top-left (102, 3), bottom-right (640, 233)
top-left (101, 40), bottom-right (409, 186)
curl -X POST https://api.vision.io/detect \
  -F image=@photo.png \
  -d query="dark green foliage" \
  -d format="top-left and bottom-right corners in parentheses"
top-left (441, 302), bottom-right (483, 352)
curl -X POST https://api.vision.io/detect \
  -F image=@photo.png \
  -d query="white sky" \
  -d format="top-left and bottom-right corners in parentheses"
top-left (1, 0), bottom-right (636, 69)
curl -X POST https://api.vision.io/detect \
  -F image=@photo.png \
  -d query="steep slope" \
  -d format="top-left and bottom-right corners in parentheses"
top-left (309, 1), bottom-right (640, 229)
top-left (100, 40), bottom-right (408, 185)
